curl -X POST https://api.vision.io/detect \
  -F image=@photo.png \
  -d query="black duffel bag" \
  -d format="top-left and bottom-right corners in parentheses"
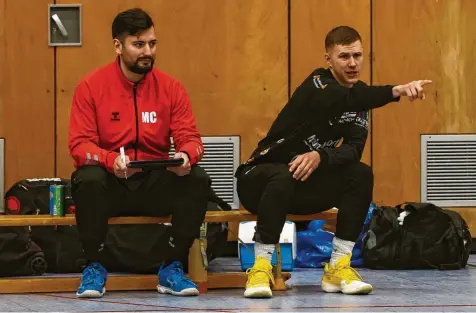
top-left (362, 202), bottom-right (472, 270)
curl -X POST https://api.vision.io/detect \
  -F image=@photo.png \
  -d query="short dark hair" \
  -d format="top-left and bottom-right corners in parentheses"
top-left (112, 8), bottom-right (154, 41)
top-left (325, 26), bottom-right (361, 51)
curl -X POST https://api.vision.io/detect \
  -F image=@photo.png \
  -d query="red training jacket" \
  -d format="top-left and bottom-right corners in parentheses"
top-left (68, 57), bottom-right (204, 173)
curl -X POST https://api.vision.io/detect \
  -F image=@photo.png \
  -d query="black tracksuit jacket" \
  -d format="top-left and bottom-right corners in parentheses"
top-left (238, 67), bottom-right (399, 171)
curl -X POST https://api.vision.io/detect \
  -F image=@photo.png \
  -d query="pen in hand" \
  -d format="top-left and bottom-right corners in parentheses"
top-left (120, 146), bottom-right (128, 179)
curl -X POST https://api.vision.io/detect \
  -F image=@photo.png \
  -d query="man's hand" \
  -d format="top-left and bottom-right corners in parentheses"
top-left (289, 151), bottom-right (321, 181)
top-left (113, 155), bottom-right (142, 179)
top-left (167, 152), bottom-right (191, 176)
top-left (392, 80), bottom-right (432, 101)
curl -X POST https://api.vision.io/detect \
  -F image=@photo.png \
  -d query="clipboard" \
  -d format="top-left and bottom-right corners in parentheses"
top-left (128, 158), bottom-right (184, 169)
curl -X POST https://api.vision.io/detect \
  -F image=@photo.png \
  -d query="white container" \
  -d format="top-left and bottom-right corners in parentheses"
top-left (238, 221), bottom-right (296, 271)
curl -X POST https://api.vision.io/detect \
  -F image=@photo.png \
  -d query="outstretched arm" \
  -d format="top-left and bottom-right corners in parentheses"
top-left (291, 72), bottom-right (432, 120)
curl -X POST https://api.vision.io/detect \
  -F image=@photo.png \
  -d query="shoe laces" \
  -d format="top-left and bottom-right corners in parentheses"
top-left (324, 261), bottom-right (363, 283)
top-left (82, 265), bottom-right (104, 286)
top-left (166, 263), bottom-right (196, 285)
top-left (246, 258), bottom-right (275, 286)
top-left (170, 265), bottom-right (185, 278)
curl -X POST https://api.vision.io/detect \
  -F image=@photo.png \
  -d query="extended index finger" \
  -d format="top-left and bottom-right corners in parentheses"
top-left (419, 80), bottom-right (432, 87)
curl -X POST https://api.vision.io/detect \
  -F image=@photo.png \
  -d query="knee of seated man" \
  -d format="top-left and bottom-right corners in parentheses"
top-left (245, 166), bottom-right (294, 194)
top-left (184, 166), bottom-right (211, 203)
top-left (262, 169), bottom-right (295, 199)
top-left (188, 165), bottom-right (211, 187)
top-left (72, 166), bottom-right (109, 188)
top-left (346, 162), bottom-right (374, 183)
top-left (274, 167), bottom-right (295, 185)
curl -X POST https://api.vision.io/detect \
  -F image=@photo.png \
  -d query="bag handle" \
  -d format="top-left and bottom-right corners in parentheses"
top-left (395, 202), bottom-right (437, 213)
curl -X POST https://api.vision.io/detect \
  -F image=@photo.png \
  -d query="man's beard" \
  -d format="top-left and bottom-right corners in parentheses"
top-left (126, 57), bottom-right (155, 74)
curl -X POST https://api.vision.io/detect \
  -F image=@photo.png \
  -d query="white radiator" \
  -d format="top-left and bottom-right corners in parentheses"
top-left (421, 134), bottom-right (476, 207)
top-left (170, 136), bottom-right (240, 209)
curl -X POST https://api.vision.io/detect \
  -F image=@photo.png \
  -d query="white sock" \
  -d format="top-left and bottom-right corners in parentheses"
top-left (330, 237), bottom-right (354, 266)
top-left (254, 242), bottom-right (274, 263)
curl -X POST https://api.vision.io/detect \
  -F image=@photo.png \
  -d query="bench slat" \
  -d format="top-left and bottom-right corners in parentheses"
top-left (0, 272), bottom-right (293, 294)
top-left (0, 209), bottom-right (337, 227)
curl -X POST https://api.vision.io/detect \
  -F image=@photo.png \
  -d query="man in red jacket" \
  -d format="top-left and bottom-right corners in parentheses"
top-left (68, 8), bottom-right (209, 298)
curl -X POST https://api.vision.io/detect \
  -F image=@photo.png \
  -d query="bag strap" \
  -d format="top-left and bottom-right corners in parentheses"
top-left (423, 259), bottom-right (464, 270)
top-left (208, 186), bottom-right (232, 211)
top-left (444, 210), bottom-right (469, 238)
top-left (422, 228), bottom-right (463, 270)
top-left (444, 210), bottom-right (472, 266)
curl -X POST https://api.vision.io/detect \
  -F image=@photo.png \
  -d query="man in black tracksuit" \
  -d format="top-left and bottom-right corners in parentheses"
top-left (236, 26), bottom-right (432, 298)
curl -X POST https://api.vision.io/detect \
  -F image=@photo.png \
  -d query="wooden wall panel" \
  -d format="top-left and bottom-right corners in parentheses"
top-left (372, 0), bottom-right (476, 206)
top-left (291, 0), bottom-right (372, 164)
top-left (372, 0), bottom-right (476, 234)
top-left (0, 1), bottom-right (4, 139)
top-left (0, 0), bottom-right (55, 190)
top-left (56, 0), bottom-right (288, 179)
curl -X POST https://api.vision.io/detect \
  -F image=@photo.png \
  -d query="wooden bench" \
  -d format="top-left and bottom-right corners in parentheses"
top-left (0, 209), bottom-right (337, 294)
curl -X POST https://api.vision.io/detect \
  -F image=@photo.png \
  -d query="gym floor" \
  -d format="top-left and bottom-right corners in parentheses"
top-left (1, 255), bottom-right (475, 312)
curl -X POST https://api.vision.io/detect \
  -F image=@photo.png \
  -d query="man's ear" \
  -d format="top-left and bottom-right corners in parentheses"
top-left (114, 38), bottom-right (123, 55)
top-left (325, 53), bottom-right (331, 68)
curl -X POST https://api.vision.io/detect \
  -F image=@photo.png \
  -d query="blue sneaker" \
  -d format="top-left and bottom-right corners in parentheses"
top-left (76, 262), bottom-right (107, 298)
top-left (157, 261), bottom-right (199, 296)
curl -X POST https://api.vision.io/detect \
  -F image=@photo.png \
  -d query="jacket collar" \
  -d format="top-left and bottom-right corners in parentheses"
top-left (316, 67), bottom-right (335, 80)
top-left (114, 56), bottom-right (151, 90)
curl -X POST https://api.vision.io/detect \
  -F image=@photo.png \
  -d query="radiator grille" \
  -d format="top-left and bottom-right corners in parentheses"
top-left (170, 136), bottom-right (240, 209)
top-left (421, 134), bottom-right (476, 207)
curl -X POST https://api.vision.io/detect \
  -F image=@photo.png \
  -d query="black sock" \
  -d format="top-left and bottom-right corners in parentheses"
top-left (83, 242), bottom-right (105, 264)
top-left (162, 235), bottom-right (192, 267)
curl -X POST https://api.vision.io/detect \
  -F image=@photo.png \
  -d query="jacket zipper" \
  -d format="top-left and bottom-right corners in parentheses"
top-left (133, 83), bottom-right (139, 160)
